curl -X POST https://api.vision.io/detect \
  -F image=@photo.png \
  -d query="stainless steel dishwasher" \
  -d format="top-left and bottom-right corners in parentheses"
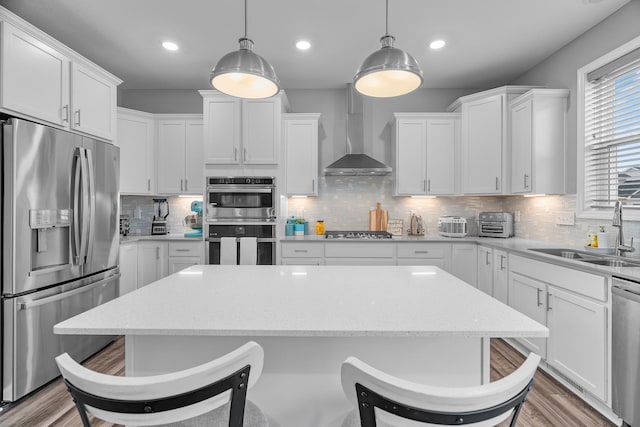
top-left (612, 277), bottom-right (640, 427)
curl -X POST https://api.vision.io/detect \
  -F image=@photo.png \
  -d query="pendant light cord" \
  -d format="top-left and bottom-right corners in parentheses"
top-left (244, 0), bottom-right (248, 38)
top-left (385, 0), bottom-right (389, 36)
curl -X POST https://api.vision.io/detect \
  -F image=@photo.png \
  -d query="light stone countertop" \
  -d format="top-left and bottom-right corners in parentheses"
top-left (120, 234), bottom-right (203, 244)
top-left (54, 264), bottom-right (548, 339)
top-left (281, 235), bottom-right (640, 281)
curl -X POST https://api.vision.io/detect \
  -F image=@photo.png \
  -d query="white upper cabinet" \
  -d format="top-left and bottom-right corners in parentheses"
top-left (0, 13), bottom-right (121, 141)
top-left (70, 62), bottom-right (117, 140)
top-left (393, 113), bottom-right (459, 196)
top-left (1, 21), bottom-right (69, 126)
top-left (116, 108), bottom-right (155, 194)
top-left (200, 90), bottom-right (287, 166)
top-left (156, 116), bottom-right (203, 195)
top-left (510, 89), bottom-right (569, 194)
top-left (394, 116), bottom-right (427, 195)
top-left (284, 114), bottom-right (320, 196)
top-left (450, 86), bottom-right (535, 195)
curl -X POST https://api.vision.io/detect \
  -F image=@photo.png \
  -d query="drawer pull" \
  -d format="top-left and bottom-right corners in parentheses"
top-left (294, 249), bottom-right (308, 253)
top-left (414, 250), bottom-right (429, 254)
top-left (174, 249), bottom-right (190, 252)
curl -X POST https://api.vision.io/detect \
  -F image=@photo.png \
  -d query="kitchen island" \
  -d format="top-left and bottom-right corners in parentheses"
top-left (55, 265), bottom-right (547, 427)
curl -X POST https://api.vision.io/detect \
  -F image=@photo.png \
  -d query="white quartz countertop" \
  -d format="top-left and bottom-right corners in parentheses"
top-left (55, 265), bottom-right (548, 339)
top-left (120, 234), bottom-right (203, 244)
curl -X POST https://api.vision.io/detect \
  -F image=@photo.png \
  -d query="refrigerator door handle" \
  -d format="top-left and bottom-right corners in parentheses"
top-left (17, 273), bottom-right (121, 311)
top-left (78, 148), bottom-right (91, 266)
top-left (71, 148), bottom-right (83, 265)
top-left (84, 147), bottom-right (96, 264)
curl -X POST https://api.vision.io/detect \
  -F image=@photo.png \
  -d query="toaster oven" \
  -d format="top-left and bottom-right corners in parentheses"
top-left (478, 212), bottom-right (514, 238)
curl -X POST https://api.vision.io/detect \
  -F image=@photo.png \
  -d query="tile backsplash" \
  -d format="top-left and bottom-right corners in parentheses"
top-left (120, 195), bottom-right (202, 236)
top-left (286, 176), bottom-right (640, 249)
top-left (286, 176), bottom-right (503, 236)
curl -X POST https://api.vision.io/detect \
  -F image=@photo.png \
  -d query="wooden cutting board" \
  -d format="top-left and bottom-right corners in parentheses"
top-left (369, 202), bottom-right (388, 231)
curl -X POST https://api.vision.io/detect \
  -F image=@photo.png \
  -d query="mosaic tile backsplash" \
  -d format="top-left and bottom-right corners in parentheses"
top-left (120, 195), bottom-right (202, 236)
top-left (286, 176), bottom-right (640, 252)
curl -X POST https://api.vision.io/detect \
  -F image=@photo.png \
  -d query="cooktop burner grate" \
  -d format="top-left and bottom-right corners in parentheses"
top-left (324, 230), bottom-right (393, 239)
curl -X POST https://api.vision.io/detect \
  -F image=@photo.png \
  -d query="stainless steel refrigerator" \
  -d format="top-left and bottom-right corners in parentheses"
top-left (1, 117), bottom-right (120, 402)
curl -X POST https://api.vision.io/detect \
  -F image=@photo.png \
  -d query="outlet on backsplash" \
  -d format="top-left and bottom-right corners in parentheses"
top-left (555, 211), bottom-right (575, 226)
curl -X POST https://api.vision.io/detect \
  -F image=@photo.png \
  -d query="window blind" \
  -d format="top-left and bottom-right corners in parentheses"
top-left (584, 50), bottom-right (640, 209)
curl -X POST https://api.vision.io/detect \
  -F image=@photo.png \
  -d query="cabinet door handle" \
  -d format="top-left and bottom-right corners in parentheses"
top-left (234, 148), bottom-right (238, 161)
top-left (423, 180), bottom-right (426, 192)
top-left (185, 179), bottom-right (188, 192)
top-left (147, 179), bottom-right (151, 191)
top-left (156, 247), bottom-right (160, 260)
top-left (427, 179), bottom-right (431, 193)
top-left (180, 179), bottom-right (184, 192)
top-left (547, 292), bottom-right (552, 311)
top-left (244, 148), bottom-right (247, 162)
top-left (536, 288), bottom-right (543, 307)
top-left (485, 251), bottom-right (490, 265)
top-left (495, 177), bottom-right (499, 191)
top-left (500, 255), bottom-right (505, 270)
top-left (312, 179), bottom-right (315, 192)
top-left (63, 105), bottom-right (69, 123)
top-left (75, 109), bottom-right (81, 126)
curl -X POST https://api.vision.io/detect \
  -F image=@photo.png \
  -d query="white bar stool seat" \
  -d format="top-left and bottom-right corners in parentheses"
top-left (341, 352), bottom-right (541, 427)
top-left (55, 341), bottom-right (268, 427)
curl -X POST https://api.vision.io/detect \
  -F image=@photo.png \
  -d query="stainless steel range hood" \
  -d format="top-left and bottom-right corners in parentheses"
top-left (323, 85), bottom-right (391, 176)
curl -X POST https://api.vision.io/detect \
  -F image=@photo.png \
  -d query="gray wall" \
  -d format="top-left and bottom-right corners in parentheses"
top-left (502, 0), bottom-right (640, 246)
top-left (509, 0), bottom-right (640, 193)
top-left (118, 89), bottom-right (203, 114)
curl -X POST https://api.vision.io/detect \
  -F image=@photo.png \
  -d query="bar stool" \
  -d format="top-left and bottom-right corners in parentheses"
top-left (340, 352), bottom-right (541, 427)
top-left (55, 341), bottom-right (269, 427)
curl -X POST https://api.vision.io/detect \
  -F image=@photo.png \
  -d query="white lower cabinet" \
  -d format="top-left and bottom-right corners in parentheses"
top-left (280, 242), bottom-right (324, 265)
top-left (450, 244), bottom-right (477, 286)
top-left (492, 249), bottom-right (508, 304)
top-left (118, 243), bottom-right (138, 296)
top-left (508, 255), bottom-right (608, 402)
top-left (168, 241), bottom-right (204, 274)
top-left (137, 242), bottom-right (168, 287)
top-left (396, 243), bottom-right (451, 270)
top-left (477, 246), bottom-right (493, 294)
top-left (508, 271), bottom-right (548, 357)
top-left (324, 243), bottom-right (395, 266)
top-left (546, 286), bottom-right (606, 401)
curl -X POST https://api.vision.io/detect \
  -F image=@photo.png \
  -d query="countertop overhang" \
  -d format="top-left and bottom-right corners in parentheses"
top-left (55, 265), bottom-right (548, 339)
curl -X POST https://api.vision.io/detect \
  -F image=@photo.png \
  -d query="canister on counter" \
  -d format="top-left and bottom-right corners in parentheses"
top-left (316, 220), bottom-right (325, 235)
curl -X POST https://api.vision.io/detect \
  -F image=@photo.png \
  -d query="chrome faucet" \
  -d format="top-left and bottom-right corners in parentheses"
top-left (613, 201), bottom-right (635, 257)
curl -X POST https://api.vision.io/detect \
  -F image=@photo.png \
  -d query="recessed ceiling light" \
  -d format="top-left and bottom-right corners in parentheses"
top-left (162, 41), bottom-right (179, 51)
top-left (429, 39), bottom-right (446, 50)
top-left (296, 40), bottom-right (311, 51)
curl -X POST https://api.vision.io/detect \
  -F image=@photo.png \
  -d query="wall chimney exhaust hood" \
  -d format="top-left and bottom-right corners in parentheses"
top-left (323, 85), bottom-right (391, 176)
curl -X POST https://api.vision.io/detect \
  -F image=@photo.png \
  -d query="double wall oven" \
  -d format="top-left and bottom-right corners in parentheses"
top-left (205, 177), bottom-right (276, 265)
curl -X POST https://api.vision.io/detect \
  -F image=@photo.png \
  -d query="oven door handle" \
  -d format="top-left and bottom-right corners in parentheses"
top-left (207, 187), bottom-right (273, 193)
top-left (206, 237), bottom-right (276, 243)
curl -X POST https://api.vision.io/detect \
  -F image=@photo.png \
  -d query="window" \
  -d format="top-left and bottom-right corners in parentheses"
top-left (580, 37), bottom-right (640, 218)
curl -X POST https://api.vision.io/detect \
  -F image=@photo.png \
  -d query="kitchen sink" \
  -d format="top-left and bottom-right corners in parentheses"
top-left (579, 259), bottom-right (640, 268)
top-left (527, 248), bottom-right (597, 259)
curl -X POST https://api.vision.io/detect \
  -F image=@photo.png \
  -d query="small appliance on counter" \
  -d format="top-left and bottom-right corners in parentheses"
top-left (478, 212), bottom-right (514, 238)
top-left (119, 215), bottom-right (130, 236)
top-left (437, 216), bottom-right (468, 237)
top-left (408, 213), bottom-right (425, 236)
top-left (184, 200), bottom-right (203, 237)
top-left (151, 198), bottom-right (170, 235)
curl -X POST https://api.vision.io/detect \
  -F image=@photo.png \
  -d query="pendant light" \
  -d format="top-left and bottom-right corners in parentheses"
top-left (353, 0), bottom-right (423, 98)
top-left (210, 0), bottom-right (280, 99)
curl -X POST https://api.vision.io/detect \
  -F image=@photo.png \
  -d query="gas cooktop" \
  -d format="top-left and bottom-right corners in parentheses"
top-left (324, 230), bottom-right (393, 239)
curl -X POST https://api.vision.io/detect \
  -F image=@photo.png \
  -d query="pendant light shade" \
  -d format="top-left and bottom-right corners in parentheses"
top-left (210, 1), bottom-right (280, 99)
top-left (353, 1), bottom-right (423, 98)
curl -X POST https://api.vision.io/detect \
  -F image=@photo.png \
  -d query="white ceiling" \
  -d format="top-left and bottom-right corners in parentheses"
top-left (0, 0), bottom-right (631, 90)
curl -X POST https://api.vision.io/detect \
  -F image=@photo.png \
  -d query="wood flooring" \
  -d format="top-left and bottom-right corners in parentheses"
top-left (0, 337), bottom-right (616, 426)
